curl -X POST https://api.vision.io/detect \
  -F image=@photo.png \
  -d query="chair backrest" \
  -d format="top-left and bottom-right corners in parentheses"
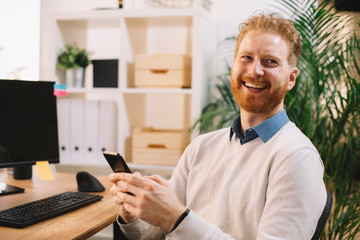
top-left (311, 191), bottom-right (333, 240)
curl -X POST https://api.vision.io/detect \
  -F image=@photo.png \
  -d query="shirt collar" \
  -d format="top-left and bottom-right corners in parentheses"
top-left (230, 109), bottom-right (289, 144)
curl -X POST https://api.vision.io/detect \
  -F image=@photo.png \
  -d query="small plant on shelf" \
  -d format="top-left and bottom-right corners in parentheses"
top-left (56, 44), bottom-right (91, 71)
top-left (56, 44), bottom-right (91, 88)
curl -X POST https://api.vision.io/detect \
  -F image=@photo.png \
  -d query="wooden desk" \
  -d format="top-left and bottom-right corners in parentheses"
top-left (0, 168), bottom-right (118, 240)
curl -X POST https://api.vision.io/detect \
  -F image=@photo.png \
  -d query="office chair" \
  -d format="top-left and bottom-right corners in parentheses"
top-left (311, 191), bottom-right (333, 240)
top-left (114, 222), bottom-right (129, 240)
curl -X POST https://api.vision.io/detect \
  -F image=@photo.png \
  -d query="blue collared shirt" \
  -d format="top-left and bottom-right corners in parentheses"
top-left (230, 109), bottom-right (290, 144)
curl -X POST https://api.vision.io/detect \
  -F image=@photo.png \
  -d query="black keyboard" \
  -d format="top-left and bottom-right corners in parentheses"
top-left (0, 191), bottom-right (103, 228)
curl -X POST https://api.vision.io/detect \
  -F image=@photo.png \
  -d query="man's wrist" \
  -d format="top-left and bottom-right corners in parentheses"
top-left (117, 214), bottom-right (127, 224)
top-left (117, 214), bottom-right (137, 225)
top-left (171, 208), bottom-right (190, 232)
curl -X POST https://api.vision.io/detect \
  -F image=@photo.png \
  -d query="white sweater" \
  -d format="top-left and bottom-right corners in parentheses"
top-left (120, 121), bottom-right (327, 240)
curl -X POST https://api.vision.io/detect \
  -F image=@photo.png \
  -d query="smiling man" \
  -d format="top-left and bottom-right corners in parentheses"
top-left (109, 12), bottom-right (327, 240)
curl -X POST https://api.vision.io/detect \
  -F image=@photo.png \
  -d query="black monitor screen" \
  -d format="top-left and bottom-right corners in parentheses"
top-left (0, 80), bottom-right (60, 168)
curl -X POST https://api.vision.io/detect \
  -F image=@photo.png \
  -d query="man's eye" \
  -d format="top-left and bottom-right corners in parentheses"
top-left (240, 56), bottom-right (252, 61)
top-left (264, 59), bottom-right (278, 66)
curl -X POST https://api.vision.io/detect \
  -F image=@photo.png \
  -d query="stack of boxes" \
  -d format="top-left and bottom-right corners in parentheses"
top-left (132, 54), bottom-right (192, 165)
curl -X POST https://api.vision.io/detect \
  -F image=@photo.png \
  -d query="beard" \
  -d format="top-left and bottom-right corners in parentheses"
top-left (231, 76), bottom-right (288, 114)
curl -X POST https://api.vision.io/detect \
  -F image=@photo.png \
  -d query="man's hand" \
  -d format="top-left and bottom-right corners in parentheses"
top-left (108, 172), bottom-right (186, 232)
top-left (109, 172), bottom-right (141, 224)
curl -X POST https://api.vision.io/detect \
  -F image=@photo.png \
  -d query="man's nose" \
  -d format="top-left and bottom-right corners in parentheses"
top-left (248, 60), bottom-right (264, 77)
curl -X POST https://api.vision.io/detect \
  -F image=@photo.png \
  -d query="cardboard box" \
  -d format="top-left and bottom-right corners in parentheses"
top-left (132, 127), bottom-right (190, 165)
top-left (134, 54), bottom-right (191, 88)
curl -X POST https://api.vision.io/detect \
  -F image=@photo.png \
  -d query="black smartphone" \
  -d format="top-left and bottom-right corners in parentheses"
top-left (0, 184), bottom-right (24, 196)
top-left (103, 151), bottom-right (132, 173)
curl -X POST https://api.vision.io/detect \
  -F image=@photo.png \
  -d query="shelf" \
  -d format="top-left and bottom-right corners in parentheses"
top-left (122, 88), bottom-right (192, 94)
top-left (66, 88), bottom-right (121, 94)
top-left (52, 7), bottom-right (211, 21)
top-left (66, 88), bottom-right (87, 94)
top-left (65, 88), bottom-right (192, 95)
top-left (44, 6), bottom-right (217, 175)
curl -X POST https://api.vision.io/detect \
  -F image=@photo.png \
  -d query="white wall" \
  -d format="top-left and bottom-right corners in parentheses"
top-left (211, 0), bottom-right (282, 41)
top-left (0, 0), bottom-right (40, 80)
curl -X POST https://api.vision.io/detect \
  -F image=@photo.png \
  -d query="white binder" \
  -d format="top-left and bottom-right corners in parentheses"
top-left (83, 100), bottom-right (99, 163)
top-left (97, 100), bottom-right (117, 161)
top-left (69, 98), bottom-right (85, 162)
top-left (56, 98), bottom-right (71, 163)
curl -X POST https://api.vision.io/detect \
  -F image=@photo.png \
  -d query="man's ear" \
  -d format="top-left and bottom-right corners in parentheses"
top-left (287, 67), bottom-right (298, 91)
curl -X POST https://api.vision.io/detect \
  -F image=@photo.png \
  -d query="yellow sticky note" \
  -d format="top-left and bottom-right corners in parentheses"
top-left (36, 161), bottom-right (55, 181)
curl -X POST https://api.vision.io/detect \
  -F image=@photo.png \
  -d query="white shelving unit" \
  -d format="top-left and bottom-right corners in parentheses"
top-left (41, 7), bottom-right (217, 173)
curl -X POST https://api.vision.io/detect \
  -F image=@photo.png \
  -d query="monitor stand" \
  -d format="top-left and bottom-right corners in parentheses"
top-left (13, 166), bottom-right (32, 180)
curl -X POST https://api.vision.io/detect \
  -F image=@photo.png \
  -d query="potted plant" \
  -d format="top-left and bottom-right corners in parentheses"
top-left (57, 44), bottom-right (91, 88)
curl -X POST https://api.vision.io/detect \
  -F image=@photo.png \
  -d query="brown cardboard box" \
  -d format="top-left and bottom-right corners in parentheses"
top-left (132, 127), bottom-right (190, 165)
top-left (134, 54), bottom-right (191, 88)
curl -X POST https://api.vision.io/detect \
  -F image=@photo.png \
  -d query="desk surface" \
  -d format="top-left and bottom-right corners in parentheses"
top-left (0, 168), bottom-right (118, 240)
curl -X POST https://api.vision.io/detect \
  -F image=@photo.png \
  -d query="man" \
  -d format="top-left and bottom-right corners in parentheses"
top-left (109, 12), bottom-right (327, 239)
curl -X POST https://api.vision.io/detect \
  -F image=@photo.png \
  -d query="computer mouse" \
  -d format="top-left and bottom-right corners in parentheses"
top-left (76, 171), bottom-right (105, 192)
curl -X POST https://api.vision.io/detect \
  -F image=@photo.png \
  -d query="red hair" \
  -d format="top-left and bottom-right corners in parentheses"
top-left (235, 12), bottom-right (301, 66)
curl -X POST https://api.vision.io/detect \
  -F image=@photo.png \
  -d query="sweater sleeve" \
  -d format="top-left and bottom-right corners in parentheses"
top-left (170, 210), bottom-right (235, 239)
top-left (117, 216), bottom-right (168, 240)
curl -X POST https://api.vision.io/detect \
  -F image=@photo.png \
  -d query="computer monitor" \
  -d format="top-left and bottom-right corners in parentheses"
top-left (0, 79), bottom-right (60, 195)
